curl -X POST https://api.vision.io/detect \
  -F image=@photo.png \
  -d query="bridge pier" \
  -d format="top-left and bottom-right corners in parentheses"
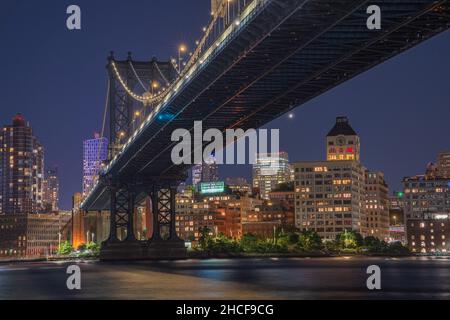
top-left (100, 181), bottom-right (186, 261)
top-left (147, 186), bottom-right (186, 260)
top-left (100, 184), bottom-right (146, 261)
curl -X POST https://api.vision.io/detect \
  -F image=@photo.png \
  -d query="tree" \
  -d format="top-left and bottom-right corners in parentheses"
top-left (387, 242), bottom-right (410, 255)
top-left (86, 242), bottom-right (100, 254)
top-left (198, 226), bottom-right (211, 250)
top-left (323, 240), bottom-right (339, 253)
top-left (58, 241), bottom-right (73, 255)
top-left (337, 230), bottom-right (363, 249)
top-left (208, 233), bottom-right (242, 253)
top-left (363, 236), bottom-right (382, 252)
top-left (240, 233), bottom-right (259, 251)
top-left (298, 230), bottom-right (323, 251)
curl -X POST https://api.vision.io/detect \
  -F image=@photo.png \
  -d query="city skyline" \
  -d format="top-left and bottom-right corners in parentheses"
top-left (1, 0), bottom-right (450, 302)
top-left (1, 0), bottom-right (449, 209)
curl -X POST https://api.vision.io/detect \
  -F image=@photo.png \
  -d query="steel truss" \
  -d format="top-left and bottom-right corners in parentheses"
top-left (100, 176), bottom-right (185, 260)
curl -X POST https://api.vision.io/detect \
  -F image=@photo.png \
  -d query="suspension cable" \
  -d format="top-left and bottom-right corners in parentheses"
top-left (111, 61), bottom-right (162, 104)
top-left (129, 61), bottom-right (150, 91)
top-left (153, 61), bottom-right (171, 86)
top-left (92, 78), bottom-right (110, 185)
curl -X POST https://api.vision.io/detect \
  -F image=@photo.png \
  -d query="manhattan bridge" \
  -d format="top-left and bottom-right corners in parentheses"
top-left (80, 0), bottom-right (450, 260)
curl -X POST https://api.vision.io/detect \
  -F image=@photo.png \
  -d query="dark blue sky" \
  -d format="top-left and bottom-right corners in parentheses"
top-left (1, 1), bottom-right (449, 209)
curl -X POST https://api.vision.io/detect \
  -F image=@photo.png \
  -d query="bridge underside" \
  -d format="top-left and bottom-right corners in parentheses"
top-left (82, 0), bottom-right (450, 260)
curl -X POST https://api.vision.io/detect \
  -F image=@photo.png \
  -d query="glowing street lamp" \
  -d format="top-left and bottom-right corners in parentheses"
top-left (178, 44), bottom-right (187, 73)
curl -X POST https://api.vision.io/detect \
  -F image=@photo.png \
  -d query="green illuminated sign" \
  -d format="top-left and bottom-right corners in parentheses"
top-left (200, 181), bottom-right (225, 194)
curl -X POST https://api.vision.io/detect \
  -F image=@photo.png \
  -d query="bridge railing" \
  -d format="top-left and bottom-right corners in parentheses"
top-left (184, 0), bottom-right (268, 75)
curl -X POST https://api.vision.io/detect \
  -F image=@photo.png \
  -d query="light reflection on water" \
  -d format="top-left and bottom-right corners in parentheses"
top-left (0, 256), bottom-right (449, 299)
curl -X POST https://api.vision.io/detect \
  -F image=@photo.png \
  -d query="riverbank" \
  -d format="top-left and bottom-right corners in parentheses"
top-left (0, 252), bottom-right (421, 264)
top-left (187, 251), bottom-right (414, 259)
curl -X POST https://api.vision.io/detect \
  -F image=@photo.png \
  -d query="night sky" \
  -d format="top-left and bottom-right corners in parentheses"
top-left (1, 1), bottom-right (449, 209)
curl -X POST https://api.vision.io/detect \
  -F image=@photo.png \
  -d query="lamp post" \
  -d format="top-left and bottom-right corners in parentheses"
top-left (151, 81), bottom-right (159, 95)
top-left (178, 45), bottom-right (187, 74)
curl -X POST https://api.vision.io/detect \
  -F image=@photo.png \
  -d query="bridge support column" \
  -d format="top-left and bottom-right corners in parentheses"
top-left (100, 184), bottom-right (145, 261)
top-left (147, 185), bottom-right (187, 260)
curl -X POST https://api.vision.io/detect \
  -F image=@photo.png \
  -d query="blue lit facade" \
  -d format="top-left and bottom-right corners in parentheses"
top-left (83, 134), bottom-right (108, 197)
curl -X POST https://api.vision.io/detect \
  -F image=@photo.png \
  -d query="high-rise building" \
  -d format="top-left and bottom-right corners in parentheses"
top-left (403, 166), bottom-right (450, 220)
top-left (364, 171), bottom-right (389, 241)
top-left (0, 114), bottom-right (44, 215)
top-left (82, 133), bottom-right (108, 196)
top-left (294, 117), bottom-right (388, 241)
top-left (202, 154), bottom-right (219, 183)
top-left (252, 152), bottom-right (291, 200)
top-left (191, 155), bottom-right (219, 188)
top-left (437, 151), bottom-right (450, 177)
top-left (42, 167), bottom-right (59, 212)
top-left (192, 164), bottom-right (203, 187)
top-left (294, 160), bottom-right (367, 240)
top-left (402, 152), bottom-right (450, 253)
top-left (326, 116), bottom-right (360, 162)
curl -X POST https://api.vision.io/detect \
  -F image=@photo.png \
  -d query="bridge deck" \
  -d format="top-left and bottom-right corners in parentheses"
top-left (82, 0), bottom-right (450, 211)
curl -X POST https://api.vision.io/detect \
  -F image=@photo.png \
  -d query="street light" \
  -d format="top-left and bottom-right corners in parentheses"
top-left (151, 81), bottom-right (159, 95)
top-left (178, 44), bottom-right (187, 73)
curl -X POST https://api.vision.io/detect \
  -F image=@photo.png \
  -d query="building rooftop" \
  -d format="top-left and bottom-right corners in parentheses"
top-left (326, 116), bottom-right (357, 137)
top-left (12, 113), bottom-right (26, 127)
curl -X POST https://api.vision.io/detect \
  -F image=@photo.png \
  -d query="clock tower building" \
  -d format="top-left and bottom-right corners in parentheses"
top-left (326, 116), bottom-right (360, 162)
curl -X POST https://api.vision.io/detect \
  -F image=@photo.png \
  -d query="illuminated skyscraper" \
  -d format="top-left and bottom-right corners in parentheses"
top-left (192, 164), bottom-right (203, 187)
top-left (43, 167), bottom-right (59, 212)
top-left (192, 154), bottom-right (219, 188)
top-left (294, 160), bottom-right (366, 240)
top-left (364, 171), bottom-right (389, 241)
top-left (202, 154), bottom-right (219, 183)
top-left (0, 114), bottom-right (44, 215)
top-left (294, 116), bottom-right (389, 241)
top-left (82, 133), bottom-right (108, 196)
top-left (252, 152), bottom-right (291, 200)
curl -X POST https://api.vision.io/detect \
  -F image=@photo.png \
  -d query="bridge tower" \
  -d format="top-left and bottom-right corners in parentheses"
top-left (107, 52), bottom-right (178, 159)
top-left (99, 53), bottom-right (185, 260)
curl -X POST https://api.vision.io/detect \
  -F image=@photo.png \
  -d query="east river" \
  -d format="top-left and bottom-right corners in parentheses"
top-left (0, 256), bottom-right (449, 299)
